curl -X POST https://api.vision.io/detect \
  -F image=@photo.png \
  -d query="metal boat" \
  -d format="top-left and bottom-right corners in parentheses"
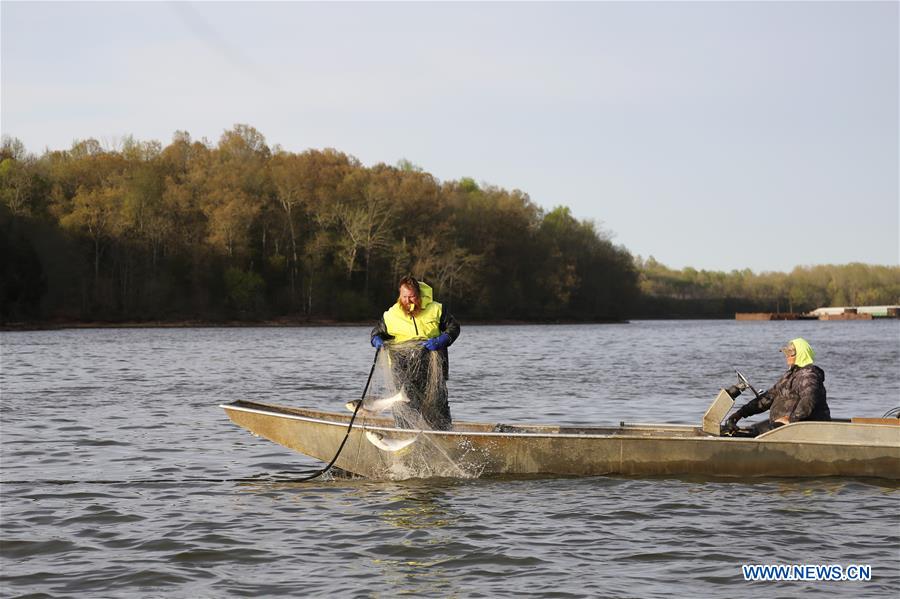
top-left (220, 387), bottom-right (900, 480)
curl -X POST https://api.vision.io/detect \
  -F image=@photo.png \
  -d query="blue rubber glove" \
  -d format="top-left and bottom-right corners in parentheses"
top-left (422, 333), bottom-right (451, 351)
top-left (371, 336), bottom-right (384, 349)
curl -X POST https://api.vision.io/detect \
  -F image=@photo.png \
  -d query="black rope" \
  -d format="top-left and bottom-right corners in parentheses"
top-left (0, 473), bottom-right (342, 486)
top-left (0, 350), bottom-right (382, 487)
top-left (289, 348), bottom-right (380, 482)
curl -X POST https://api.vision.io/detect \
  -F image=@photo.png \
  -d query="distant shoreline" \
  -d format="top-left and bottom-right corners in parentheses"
top-left (0, 317), bottom-right (639, 332)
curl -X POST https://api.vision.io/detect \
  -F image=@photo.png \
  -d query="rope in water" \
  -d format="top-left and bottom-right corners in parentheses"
top-left (0, 473), bottom-right (343, 485)
top-left (288, 348), bottom-right (380, 482)
top-left (1, 351), bottom-right (382, 487)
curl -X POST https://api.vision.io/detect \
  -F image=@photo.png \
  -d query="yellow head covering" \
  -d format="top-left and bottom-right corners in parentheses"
top-left (784, 337), bottom-right (815, 367)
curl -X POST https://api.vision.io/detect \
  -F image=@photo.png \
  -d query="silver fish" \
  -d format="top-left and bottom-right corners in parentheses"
top-left (365, 431), bottom-right (418, 453)
top-left (345, 390), bottom-right (408, 414)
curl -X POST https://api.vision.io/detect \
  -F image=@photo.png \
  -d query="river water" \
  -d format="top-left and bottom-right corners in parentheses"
top-left (1, 320), bottom-right (898, 597)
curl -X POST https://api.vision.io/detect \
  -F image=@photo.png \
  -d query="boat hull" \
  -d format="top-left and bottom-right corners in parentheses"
top-left (221, 400), bottom-right (900, 480)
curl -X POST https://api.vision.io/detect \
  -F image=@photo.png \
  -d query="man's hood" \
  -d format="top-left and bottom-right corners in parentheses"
top-left (789, 337), bottom-right (815, 368)
top-left (394, 281), bottom-right (434, 314)
top-left (417, 282), bottom-right (434, 308)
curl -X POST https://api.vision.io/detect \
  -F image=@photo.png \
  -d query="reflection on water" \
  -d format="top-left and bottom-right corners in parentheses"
top-left (1, 322), bottom-right (898, 597)
top-left (379, 483), bottom-right (459, 530)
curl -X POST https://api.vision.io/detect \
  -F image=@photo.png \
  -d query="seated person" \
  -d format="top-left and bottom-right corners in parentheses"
top-left (725, 337), bottom-right (830, 436)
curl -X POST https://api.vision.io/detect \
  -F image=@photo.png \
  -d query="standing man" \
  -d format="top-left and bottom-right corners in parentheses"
top-left (725, 337), bottom-right (830, 436)
top-left (370, 276), bottom-right (460, 430)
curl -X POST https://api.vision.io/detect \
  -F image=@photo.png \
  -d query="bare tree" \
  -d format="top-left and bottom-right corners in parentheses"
top-left (271, 154), bottom-right (305, 303)
top-left (332, 181), bottom-right (394, 294)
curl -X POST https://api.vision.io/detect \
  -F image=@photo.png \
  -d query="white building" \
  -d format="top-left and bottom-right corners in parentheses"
top-left (809, 305), bottom-right (900, 317)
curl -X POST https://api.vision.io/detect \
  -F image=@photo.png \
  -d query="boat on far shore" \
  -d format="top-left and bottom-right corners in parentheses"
top-left (221, 384), bottom-right (900, 481)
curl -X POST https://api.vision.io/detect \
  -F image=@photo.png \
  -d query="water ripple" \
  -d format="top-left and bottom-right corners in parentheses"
top-left (1, 323), bottom-right (898, 597)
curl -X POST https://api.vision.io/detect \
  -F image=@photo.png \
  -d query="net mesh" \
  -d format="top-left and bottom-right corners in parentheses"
top-left (355, 343), bottom-right (489, 480)
top-left (365, 342), bottom-right (451, 431)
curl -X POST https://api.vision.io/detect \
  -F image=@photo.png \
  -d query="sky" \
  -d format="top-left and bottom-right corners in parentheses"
top-left (2, 1), bottom-right (898, 273)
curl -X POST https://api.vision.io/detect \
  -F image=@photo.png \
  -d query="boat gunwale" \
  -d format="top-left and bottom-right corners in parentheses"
top-left (219, 401), bottom-right (898, 448)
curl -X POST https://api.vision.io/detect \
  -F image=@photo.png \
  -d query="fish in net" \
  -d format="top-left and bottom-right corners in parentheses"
top-left (360, 341), bottom-right (452, 431)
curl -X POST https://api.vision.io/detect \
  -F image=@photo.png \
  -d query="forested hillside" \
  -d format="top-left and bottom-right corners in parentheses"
top-left (0, 126), bottom-right (636, 323)
top-left (1, 126), bottom-right (896, 324)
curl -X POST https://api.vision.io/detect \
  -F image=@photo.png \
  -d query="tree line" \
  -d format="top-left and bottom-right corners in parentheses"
top-left (1, 126), bottom-right (896, 324)
top-left (634, 258), bottom-right (899, 318)
top-left (0, 126), bottom-right (637, 323)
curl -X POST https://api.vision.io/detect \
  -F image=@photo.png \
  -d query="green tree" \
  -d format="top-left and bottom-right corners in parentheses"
top-left (59, 184), bottom-right (123, 285)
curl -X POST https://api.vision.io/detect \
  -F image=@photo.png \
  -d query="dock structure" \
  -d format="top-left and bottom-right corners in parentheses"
top-left (735, 313), bottom-right (816, 321)
top-left (809, 306), bottom-right (900, 318)
top-left (737, 305), bottom-right (900, 321)
top-left (817, 312), bottom-right (873, 321)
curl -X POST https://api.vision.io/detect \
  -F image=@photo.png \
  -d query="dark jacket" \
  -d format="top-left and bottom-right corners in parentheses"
top-left (735, 364), bottom-right (830, 423)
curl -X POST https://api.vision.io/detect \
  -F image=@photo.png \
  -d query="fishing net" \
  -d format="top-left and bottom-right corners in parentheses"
top-left (363, 341), bottom-right (452, 431)
top-left (353, 343), bottom-right (488, 480)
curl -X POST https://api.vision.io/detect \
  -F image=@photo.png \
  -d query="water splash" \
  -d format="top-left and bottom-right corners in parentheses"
top-left (356, 343), bottom-right (484, 480)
